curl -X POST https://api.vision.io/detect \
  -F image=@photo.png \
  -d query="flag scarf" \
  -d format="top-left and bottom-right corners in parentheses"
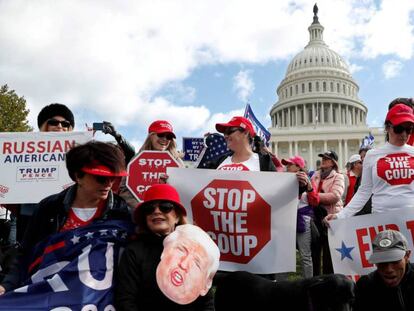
top-left (195, 133), bottom-right (230, 168)
top-left (0, 220), bottom-right (134, 311)
top-left (244, 104), bottom-right (271, 145)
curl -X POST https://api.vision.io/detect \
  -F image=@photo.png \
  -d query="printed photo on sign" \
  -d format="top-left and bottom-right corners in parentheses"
top-left (0, 131), bottom-right (93, 204)
top-left (168, 168), bottom-right (298, 274)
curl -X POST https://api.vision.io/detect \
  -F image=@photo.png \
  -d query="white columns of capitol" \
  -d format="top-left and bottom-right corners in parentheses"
top-left (338, 139), bottom-right (343, 169)
top-left (309, 141), bottom-right (313, 169)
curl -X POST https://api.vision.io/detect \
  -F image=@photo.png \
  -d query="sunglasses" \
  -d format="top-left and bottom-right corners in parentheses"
top-left (94, 175), bottom-right (116, 185)
top-left (156, 133), bottom-right (174, 140)
top-left (392, 124), bottom-right (414, 134)
top-left (224, 127), bottom-right (244, 136)
top-left (143, 202), bottom-right (175, 215)
top-left (47, 119), bottom-right (71, 128)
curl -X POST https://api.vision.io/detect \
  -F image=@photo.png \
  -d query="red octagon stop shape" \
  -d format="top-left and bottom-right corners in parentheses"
top-left (126, 151), bottom-right (180, 202)
top-left (191, 179), bottom-right (271, 264)
top-left (377, 153), bottom-right (414, 185)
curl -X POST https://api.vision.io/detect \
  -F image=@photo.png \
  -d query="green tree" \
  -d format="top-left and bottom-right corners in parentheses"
top-left (0, 84), bottom-right (33, 132)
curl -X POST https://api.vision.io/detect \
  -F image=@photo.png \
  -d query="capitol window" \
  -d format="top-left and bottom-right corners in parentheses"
top-left (308, 82), bottom-right (312, 92)
top-left (323, 82), bottom-right (327, 91)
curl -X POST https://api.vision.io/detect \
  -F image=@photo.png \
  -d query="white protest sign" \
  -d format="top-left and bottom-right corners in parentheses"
top-left (167, 168), bottom-right (298, 274)
top-left (0, 131), bottom-right (93, 203)
top-left (329, 210), bottom-right (414, 282)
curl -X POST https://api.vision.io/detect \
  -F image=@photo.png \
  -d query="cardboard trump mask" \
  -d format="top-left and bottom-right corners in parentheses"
top-left (156, 224), bottom-right (220, 304)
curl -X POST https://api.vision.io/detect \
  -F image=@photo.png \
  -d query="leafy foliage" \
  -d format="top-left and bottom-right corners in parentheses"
top-left (0, 84), bottom-right (33, 132)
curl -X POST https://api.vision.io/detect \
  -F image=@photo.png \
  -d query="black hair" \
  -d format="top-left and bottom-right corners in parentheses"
top-left (388, 98), bottom-right (414, 110)
top-left (65, 141), bottom-right (126, 181)
top-left (37, 103), bottom-right (75, 129)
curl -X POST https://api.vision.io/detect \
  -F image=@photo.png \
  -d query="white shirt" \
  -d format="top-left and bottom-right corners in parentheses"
top-left (217, 153), bottom-right (260, 171)
top-left (337, 142), bottom-right (414, 218)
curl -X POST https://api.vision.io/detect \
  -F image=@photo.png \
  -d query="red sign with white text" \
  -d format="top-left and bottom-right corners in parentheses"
top-left (191, 179), bottom-right (270, 264)
top-left (126, 151), bottom-right (180, 202)
top-left (377, 153), bottom-right (414, 185)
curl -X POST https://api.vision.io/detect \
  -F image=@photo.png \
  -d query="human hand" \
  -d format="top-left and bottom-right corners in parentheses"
top-left (323, 214), bottom-right (337, 228)
top-left (158, 173), bottom-right (169, 184)
top-left (0, 285), bottom-right (6, 295)
top-left (102, 121), bottom-right (117, 136)
top-left (296, 171), bottom-right (310, 187)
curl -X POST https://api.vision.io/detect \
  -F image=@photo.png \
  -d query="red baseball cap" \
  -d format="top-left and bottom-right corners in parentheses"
top-left (81, 163), bottom-right (128, 177)
top-left (386, 104), bottom-right (414, 126)
top-left (215, 116), bottom-right (255, 137)
top-left (133, 184), bottom-right (186, 224)
top-left (281, 156), bottom-right (306, 169)
top-left (148, 120), bottom-right (176, 138)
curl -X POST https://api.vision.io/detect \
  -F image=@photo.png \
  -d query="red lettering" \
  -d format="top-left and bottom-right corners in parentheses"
top-left (3, 142), bottom-right (12, 154)
top-left (64, 140), bottom-right (75, 152)
top-left (26, 141), bottom-right (35, 153)
top-left (356, 228), bottom-right (373, 268)
top-left (37, 141), bottom-right (46, 153)
top-left (385, 224), bottom-right (399, 231)
top-left (406, 220), bottom-right (414, 243)
top-left (51, 141), bottom-right (63, 153)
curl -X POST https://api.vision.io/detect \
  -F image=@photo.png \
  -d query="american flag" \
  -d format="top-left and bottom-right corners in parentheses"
top-left (195, 133), bottom-right (231, 168)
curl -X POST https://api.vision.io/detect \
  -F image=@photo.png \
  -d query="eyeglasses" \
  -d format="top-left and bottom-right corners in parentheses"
top-left (47, 119), bottom-right (71, 128)
top-left (391, 124), bottom-right (414, 134)
top-left (156, 133), bottom-right (174, 140)
top-left (143, 202), bottom-right (175, 215)
top-left (94, 175), bottom-right (116, 185)
top-left (224, 127), bottom-right (244, 136)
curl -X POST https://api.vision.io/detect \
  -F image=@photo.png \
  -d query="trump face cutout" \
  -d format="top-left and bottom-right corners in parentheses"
top-left (156, 224), bottom-right (220, 304)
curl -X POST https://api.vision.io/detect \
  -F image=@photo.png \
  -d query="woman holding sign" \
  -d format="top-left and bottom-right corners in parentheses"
top-left (325, 103), bottom-right (414, 223)
top-left (116, 184), bottom-right (215, 310)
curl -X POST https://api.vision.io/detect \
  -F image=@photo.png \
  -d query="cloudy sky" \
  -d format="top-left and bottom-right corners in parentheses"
top-left (1, 0), bottom-right (414, 149)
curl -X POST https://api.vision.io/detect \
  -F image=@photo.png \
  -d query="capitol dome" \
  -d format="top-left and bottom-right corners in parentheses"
top-left (268, 4), bottom-right (384, 169)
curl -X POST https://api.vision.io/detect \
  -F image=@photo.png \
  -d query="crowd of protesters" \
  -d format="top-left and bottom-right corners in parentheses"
top-left (0, 97), bottom-right (414, 310)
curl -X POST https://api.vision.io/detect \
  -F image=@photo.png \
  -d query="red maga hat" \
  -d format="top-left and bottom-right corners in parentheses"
top-left (386, 104), bottom-right (414, 126)
top-left (81, 164), bottom-right (128, 177)
top-left (281, 155), bottom-right (306, 169)
top-left (215, 116), bottom-right (255, 137)
top-left (148, 120), bottom-right (176, 138)
top-left (133, 184), bottom-right (186, 224)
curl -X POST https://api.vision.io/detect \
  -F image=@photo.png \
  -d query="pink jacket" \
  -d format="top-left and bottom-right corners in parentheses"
top-left (311, 169), bottom-right (344, 214)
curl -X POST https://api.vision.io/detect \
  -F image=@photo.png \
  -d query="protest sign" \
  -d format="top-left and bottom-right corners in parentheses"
top-left (182, 137), bottom-right (204, 162)
top-left (168, 168), bottom-right (298, 274)
top-left (127, 150), bottom-right (180, 202)
top-left (329, 209), bottom-right (414, 281)
top-left (0, 131), bottom-right (92, 204)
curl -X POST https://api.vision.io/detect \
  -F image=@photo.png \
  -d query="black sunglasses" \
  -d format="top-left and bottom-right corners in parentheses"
top-left (47, 118), bottom-right (71, 128)
top-left (224, 127), bottom-right (244, 136)
top-left (143, 202), bottom-right (175, 215)
top-left (156, 133), bottom-right (174, 140)
top-left (94, 175), bottom-right (116, 185)
top-left (392, 124), bottom-right (414, 134)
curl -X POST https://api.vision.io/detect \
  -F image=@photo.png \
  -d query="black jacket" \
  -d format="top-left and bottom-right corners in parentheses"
top-left (202, 152), bottom-right (276, 171)
top-left (115, 232), bottom-right (214, 311)
top-left (1, 185), bottom-right (130, 291)
top-left (354, 263), bottom-right (414, 311)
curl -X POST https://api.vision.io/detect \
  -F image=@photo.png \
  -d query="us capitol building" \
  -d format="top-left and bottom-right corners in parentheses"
top-left (269, 5), bottom-right (385, 170)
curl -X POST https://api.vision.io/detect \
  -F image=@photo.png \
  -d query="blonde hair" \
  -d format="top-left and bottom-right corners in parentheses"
top-left (139, 132), bottom-right (181, 160)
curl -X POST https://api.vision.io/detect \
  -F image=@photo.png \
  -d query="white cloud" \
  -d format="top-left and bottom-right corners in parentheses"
top-left (233, 70), bottom-right (255, 102)
top-left (382, 60), bottom-right (403, 79)
top-left (0, 0), bottom-right (413, 144)
top-left (348, 63), bottom-right (363, 74)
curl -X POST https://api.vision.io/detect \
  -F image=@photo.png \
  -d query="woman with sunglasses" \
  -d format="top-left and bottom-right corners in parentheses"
top-left (0, 141), bottom-right (131, 295)
top-left (4, 103), bottom-right (76, 248)
top-left (116, 184), bottom-right (214, 310)
top-left (139, 120), bottom-right (183, 166)
top-left (204, 116), bottom-right (275, 171)
top-left (325, 103), bottom-right (414, 223)
top-left (37, 103), bottom-right (75, 132)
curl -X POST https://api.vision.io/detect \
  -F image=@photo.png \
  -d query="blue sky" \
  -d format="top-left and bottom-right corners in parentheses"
top-left (1, 0), bottom-right (413, 150)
